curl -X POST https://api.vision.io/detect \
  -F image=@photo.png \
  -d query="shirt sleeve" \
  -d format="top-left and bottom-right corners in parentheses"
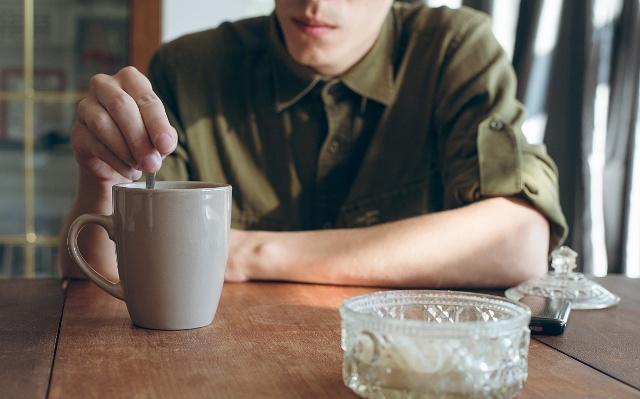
top-left (147, 48), bottom-right (191, 182)
top-left (433, 13), bottom-right (568, 250)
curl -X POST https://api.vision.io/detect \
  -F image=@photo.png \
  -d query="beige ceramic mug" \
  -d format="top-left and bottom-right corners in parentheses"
top-left (67, 181), bottom-right (231, 330)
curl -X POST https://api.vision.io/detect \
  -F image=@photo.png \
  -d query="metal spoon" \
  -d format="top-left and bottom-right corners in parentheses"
top-left (146, 172), bottom-right (156, 189)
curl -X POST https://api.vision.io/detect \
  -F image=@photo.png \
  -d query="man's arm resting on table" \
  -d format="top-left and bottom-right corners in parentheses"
top-left (226, 196), bottom-right (549, 288)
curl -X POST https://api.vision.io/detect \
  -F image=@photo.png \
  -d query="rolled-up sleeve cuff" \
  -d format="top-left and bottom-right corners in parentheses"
top-left (449, 116), bottom-right (569, 250)
top-left (479, 116), bottom-right (568, 249)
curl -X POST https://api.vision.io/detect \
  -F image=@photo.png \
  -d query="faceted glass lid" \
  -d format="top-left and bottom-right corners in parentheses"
top-left (505, 246), bottom-right (620, 310)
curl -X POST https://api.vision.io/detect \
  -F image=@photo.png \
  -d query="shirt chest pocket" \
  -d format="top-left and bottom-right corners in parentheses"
top-left (338, 177), bottom-right (437, 228)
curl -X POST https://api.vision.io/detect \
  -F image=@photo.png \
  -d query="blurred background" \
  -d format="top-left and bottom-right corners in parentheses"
top-left (0, 0), bottom-right (638, 278)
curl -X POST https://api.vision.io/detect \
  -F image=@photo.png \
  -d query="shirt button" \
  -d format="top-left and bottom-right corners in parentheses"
top-left (328, 84), bottom-right (341, 96)
top-left (489, 119), bottom-right (504, 130)
top-left (328, 140), bottom-right (340, 153)
top-left (299, 111), bottom-right (310, 122)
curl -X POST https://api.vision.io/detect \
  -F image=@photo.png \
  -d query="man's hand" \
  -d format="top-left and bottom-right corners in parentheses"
top-left (225, 229), bottom-right (257, 283)
top-left (60, 66), bottom-right (177, 280)
top-left (71, 66), bottom-right (177, 187)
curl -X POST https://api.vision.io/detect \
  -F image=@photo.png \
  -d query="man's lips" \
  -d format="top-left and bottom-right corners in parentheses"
top-left (291, 17), bottom-right (336, 37)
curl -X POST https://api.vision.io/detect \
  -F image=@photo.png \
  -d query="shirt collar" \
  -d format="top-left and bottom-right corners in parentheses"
top-left (269, 12), bottom-right (395, 112)
top-left (340, 12), bottom-right (395, 107)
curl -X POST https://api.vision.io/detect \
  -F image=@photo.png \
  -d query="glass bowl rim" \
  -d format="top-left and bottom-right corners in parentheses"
top-left (340, 290), bottom-right (531, 336)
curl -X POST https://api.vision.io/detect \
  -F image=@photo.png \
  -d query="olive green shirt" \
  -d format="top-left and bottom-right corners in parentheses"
top-left (150, 3), bottom-right (568, 248)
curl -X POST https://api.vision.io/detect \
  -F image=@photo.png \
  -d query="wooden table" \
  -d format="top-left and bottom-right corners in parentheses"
top-left (2, 277), bottom-right (639, 398)
top-left (0, 279), bottom-right (65, 399)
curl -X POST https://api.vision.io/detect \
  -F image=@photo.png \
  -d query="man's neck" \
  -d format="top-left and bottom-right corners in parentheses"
top-left (310, 30), bottom-right (380, 76)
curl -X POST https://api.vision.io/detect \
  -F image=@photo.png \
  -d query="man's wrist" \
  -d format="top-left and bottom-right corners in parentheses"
top-left (74, 172), bottom-right (117, 212)
top-left (238, 231), bottom-right (286, 281)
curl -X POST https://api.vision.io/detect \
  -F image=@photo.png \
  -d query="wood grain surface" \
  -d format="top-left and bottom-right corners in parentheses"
top-left (535, 275), bottom-right (640, 390)
top-left (48, 281), bottom-right (640, 398)
top-left (0, 278), bottom-right (65, 399)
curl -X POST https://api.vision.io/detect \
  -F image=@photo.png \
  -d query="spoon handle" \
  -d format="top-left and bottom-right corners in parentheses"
top-left (145, 172), bottom-right (156, 189)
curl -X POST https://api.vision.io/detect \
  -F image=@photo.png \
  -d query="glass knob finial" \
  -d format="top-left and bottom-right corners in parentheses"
top-left (550, 246), bottom-right (578, 274)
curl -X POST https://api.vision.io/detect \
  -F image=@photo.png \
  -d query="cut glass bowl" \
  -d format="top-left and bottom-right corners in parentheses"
top-left (340, 290), bottom-right (531, 399)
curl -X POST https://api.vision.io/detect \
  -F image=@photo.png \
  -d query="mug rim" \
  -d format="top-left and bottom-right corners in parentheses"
top-left (114, 181), bottom-right (232, 192)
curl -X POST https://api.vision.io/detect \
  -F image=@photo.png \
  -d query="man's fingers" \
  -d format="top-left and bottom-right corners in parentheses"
top-left (77, 97), bottom-right (136, 168)
top-left (117, 67), bottom-right (177, 156)
top-left (90, 73), bottom-right (160, 172)
top-left (71, 121), bottom-right (142, 181)
top-left (91, 139), bottom-right (143, 181)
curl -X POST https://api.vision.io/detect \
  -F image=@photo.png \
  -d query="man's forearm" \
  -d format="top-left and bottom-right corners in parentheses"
top-left (58, 174), bottom-right (118, 281)
top-left (230, 197), bottom-right (549, 288)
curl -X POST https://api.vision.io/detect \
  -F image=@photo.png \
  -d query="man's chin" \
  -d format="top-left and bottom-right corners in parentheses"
top-left (290, 52), bottom-right (340, 74)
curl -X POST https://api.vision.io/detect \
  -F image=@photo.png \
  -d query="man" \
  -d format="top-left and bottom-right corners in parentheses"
top-left (60, 0), bottom-right (567, 288)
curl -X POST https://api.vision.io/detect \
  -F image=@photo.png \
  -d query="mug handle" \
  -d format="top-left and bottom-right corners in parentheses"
top-left (67, 214), bottom-right (125, 300)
